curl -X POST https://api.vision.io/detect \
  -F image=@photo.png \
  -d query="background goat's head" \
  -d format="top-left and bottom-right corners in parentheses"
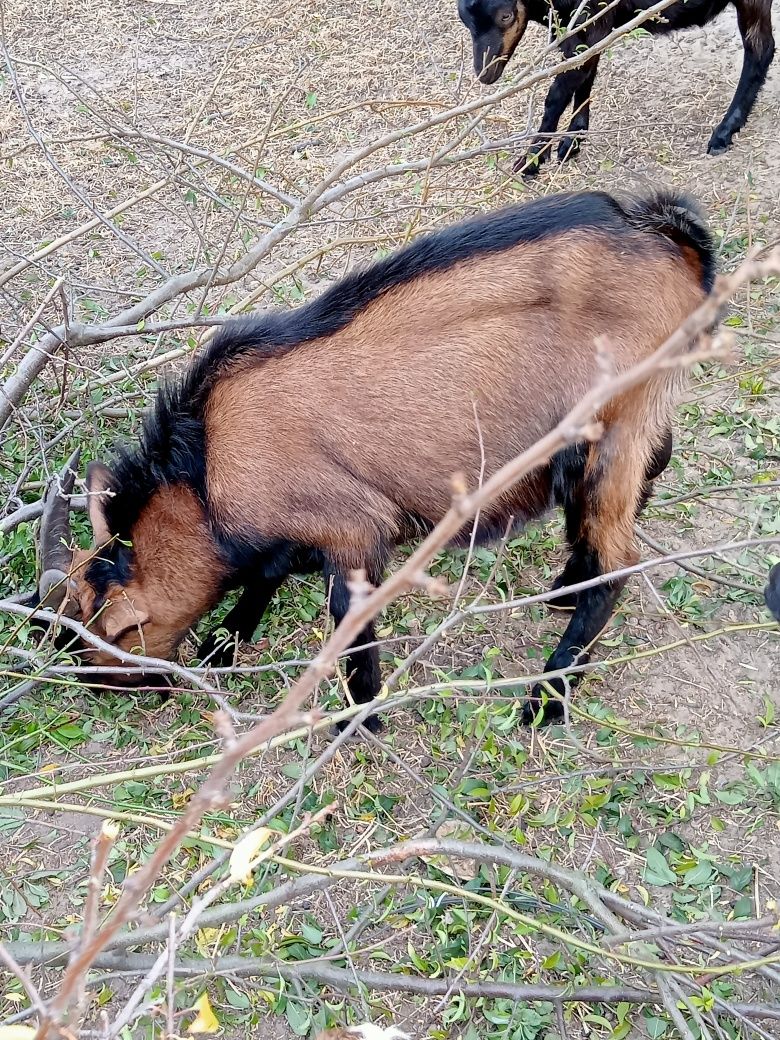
top-left (457, 0), bottom-right (529, 84)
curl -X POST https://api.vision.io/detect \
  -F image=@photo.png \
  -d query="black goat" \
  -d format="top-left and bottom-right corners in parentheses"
top-left (458, 0), bottom-right (775, 173)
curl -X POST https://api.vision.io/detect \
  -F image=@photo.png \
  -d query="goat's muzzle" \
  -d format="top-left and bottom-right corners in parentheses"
top-left (476, 57), bottom-right (507, 85)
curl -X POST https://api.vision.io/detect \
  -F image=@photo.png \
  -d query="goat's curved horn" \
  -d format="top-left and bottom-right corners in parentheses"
top-left (38, 448), bottom-right (81, 611)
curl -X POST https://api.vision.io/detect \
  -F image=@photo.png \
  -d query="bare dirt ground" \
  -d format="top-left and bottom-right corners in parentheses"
top-left (1, 0), bottom-right (779, 1037)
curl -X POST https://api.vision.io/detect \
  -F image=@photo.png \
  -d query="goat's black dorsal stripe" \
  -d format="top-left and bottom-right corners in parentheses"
top-left (94, 189), bottom-right (712, 561)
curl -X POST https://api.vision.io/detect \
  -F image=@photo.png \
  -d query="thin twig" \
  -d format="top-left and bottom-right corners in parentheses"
top-left (0, 941), bottom-right (47, 1021)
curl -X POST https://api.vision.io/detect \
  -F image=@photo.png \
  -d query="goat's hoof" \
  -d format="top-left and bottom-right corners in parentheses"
top-left (514, 148), bottom-right (548, 177)
top-left (335, 712), bottom-right (384, 737)
top-left (556, 136), bottom-right (581, 163)
top-left (197, 635), bottom-right (237, 668)
top-left (157, 688), bottom-right (172, 706)
top-left (523, 681), bottom-right (566, 725)
top-left (706, 131), bottom-right (731, 155)
top-left (149, 677), bottom-right (173, 702)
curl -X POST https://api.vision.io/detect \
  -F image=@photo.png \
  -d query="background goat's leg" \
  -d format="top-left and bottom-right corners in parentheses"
top-left (708, 0), bottom-right (775, 153)
top-left (556, 56), bottom-right (601, 162)
top-left (518, 36), bottom-right (598, 174)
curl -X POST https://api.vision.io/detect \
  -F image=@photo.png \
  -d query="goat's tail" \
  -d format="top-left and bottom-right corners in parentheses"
top-left (625, 191), bottom-right (716, 293)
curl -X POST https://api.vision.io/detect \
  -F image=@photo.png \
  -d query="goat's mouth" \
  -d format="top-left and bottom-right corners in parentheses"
top-left (476, 58), bottom-right (507, 85)
top-left (35, 453), bottom-right (175, 697)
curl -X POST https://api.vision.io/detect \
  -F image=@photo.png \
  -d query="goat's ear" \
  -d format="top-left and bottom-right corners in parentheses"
top-left (86, 461), bottom-right (115, 546)
top-left (103, 595), bottom-right (150, 645)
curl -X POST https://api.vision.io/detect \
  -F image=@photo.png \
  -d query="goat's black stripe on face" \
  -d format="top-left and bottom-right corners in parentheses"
top-left (84, 544), bottom-right (134, 604)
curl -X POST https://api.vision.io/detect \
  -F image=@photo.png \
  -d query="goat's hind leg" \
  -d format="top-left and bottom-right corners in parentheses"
top-left (525, 419), bottom-right (659, 724)
top-left (708, 0), bottom-right (775, 153)
top-left (547, 444), bottom-right (589, 613)
top-left (546, 427), bottom-right (670, 612)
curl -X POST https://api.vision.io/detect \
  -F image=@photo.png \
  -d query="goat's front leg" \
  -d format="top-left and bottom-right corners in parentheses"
top-left (556, 55), bottom-right (600, 162)
top-left (198, 572), bottom-right (286, 666)
top-left (516, 49), bottom-right (598, 176)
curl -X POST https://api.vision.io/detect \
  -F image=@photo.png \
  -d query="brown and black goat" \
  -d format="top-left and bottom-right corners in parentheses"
top-left (36, 189), bottom-right (715, 727)
top-left (458, 0), bottom-right (775, 173)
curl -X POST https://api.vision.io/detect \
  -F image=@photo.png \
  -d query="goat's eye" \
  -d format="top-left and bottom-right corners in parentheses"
top-left (498, 9), bottom-right (515, 27)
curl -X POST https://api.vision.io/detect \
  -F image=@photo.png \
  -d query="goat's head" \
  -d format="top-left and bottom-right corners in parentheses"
top-left (457, 0), bottom-right (529, 85)
top-left (38, 452), bottom-right (227, 686)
